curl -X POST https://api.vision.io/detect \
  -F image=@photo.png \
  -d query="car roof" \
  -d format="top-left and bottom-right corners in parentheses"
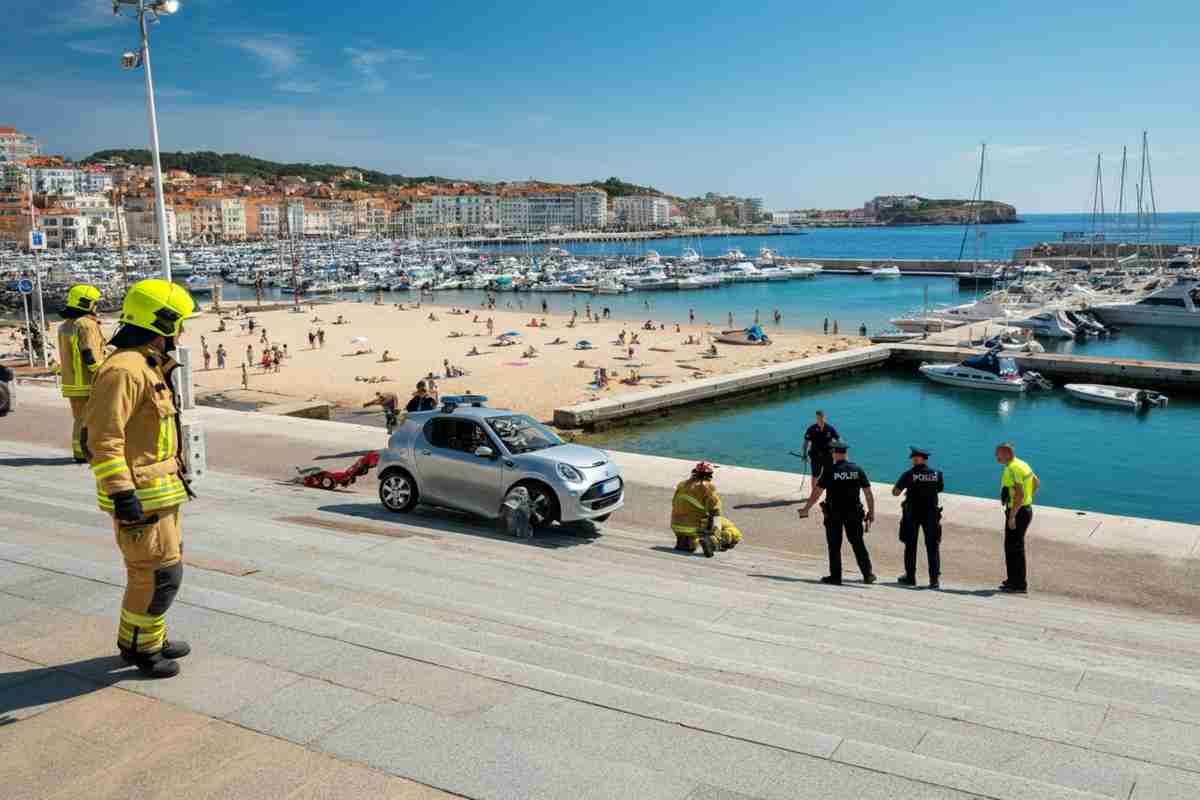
top-left (407, 406), bottom-right (522, 422)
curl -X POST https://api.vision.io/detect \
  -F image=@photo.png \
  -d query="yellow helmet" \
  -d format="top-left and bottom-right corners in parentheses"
top-left (119, 279), bottom-right (198, 337)
top-left (66, 284), bottom-right (101, 313)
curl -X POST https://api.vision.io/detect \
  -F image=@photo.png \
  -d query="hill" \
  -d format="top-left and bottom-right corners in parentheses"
top-left (81, 149), bottom-right (449, 188)
top-left (880, 198), bottom-right (1017, 225)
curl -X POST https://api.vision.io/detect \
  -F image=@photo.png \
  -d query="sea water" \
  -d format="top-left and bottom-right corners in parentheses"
top-left (596, 369), bottom-right (1200, 524)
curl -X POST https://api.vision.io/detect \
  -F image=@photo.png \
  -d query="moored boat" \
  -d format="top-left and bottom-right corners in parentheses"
top-left (1064, 384), bottom-right (1168, 409)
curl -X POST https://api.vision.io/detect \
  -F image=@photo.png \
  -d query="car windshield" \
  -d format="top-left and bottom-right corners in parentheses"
top-left (486, 415), bottom-right (563, 454)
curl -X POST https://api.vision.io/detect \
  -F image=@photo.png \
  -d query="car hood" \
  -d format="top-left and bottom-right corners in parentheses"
top-left (518, 443), bottom-right (613, 471)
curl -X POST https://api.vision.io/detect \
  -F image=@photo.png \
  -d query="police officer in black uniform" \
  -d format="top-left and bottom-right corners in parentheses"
top-left (802, 409), bottom-right (839, 483)
top-left (798, 439), bottom-right (876, 585)
top-left (892, 446), bottom-right (944, 589)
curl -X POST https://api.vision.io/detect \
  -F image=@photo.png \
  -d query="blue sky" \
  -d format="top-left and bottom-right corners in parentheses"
top-left (5, 0), bottom-right (1199, 212)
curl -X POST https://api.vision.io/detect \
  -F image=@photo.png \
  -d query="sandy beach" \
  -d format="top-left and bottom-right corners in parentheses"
top-left (47, 298), bottom-right (866, 423)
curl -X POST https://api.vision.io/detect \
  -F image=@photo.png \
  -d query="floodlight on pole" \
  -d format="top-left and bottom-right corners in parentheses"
top-left (114, 0), bottom-right (180, 281)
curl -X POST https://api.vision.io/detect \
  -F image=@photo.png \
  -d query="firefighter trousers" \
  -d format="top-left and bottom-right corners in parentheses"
top-left (69, 398), bottom-right (88, 460)
top-left (113, 505), bottom-right (183, 658)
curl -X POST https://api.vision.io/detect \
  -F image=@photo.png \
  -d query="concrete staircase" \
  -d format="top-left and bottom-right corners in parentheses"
top-left (3, 441), bottom-right (1200, 800)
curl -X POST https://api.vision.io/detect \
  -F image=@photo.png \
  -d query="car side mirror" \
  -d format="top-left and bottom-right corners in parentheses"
top-left (474, 446), bottom-right (494, 458)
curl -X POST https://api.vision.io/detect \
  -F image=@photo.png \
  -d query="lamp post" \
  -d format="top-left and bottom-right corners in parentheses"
top-left (115, 0), bottom-right (180, 282)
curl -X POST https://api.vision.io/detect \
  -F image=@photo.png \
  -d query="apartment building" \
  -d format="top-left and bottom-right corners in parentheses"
top-left (317, 199), bottom-right (355, 236)
top-left (613, 195), bottom-right (670, 228)
top-left (0, 127), bottom-right (39, 162)
top-left (174, 205), bottom-right (194, 241)
top-left (574, 188), bottom-right (608, 228)
top-left (61, 194), bottom-right (121, 246)
top-left (124, 196), bottom-right (178, 244)
top-left (197, 197), bottom-right (246, 240)
top-left (38, 208), bottom-right (91, 248)
top-left (31, 167), bottom-right (81, 195)
top-left (0, 190), bottom-right (32, 244)
top-left (302, 204), bottom-right (330, 236)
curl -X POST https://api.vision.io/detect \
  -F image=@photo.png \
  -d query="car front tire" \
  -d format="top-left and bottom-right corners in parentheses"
top-left (379, 469), bottom-right (419, 513)
top-left (518, 481), bottom-right (560, 529)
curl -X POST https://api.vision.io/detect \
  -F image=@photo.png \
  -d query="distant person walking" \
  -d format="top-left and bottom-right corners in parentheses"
top-left (216, 344), bottom-right (226, 369)
top-left (996, 443), bottom-right (1039, 594)
top-left (689, 308), bottom-right (695, 324)
top-left (317, 328), bottom-right (326, 348)
top-left (202, 346), bottom-right (211, 370)
top-left (245, 344), bottom-right (253, 365)
top-left (823, 317), bottom-right (829, 334)
top-left (241, 362), bottom-right (249, 389)
top-left (308, 330), bottom-right (316, 349)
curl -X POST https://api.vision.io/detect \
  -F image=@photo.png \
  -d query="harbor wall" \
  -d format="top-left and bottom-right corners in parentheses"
top-left (554, 342), bottom-right (1200, 430)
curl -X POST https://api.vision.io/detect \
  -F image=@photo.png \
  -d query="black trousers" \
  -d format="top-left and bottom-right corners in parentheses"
top-left (1004, 506), bottom-right (1033, 589)
top-left (902, 507), bottom-right (941, 580)
top-left (824, 508), bottom-right (873, 579)
top-left (812, 454), bottom-right (833, 483)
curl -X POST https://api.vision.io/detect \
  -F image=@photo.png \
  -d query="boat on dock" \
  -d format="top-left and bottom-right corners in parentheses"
top-left (1090, 279), bottom-right (1200, 328)
top-left (919, 350), bottom-right (1051, 393)
top-left (1011, 310), bottom-right (1078, 339)
top-left (1064, 384), bottom-right (1168, 410)
top-left (871, 265), bottom-right (902, 279)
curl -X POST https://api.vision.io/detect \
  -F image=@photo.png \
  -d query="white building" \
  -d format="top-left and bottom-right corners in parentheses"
top-left (613, 195), bottom-right (670, 228)
top-left (574, 189), bottom-right (608, 228)
top-left (0, 127), bottom-right (39, 162)
top-left (78, 170), bottom-right (113, 194)
top-left (123, 196), bottom-right (178, 244)
top-left (197, 197), bottom-right (246, 240)
top-left (31, 167), bottom-right (81, 195)
top-left (303, 205), bottom-right (330, 236)
top-left (38, 208), bottom-right (92, 248)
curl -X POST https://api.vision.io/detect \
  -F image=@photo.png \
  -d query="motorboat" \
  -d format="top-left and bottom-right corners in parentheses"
top-left (545, 246), bottom-right (570, 258)
top-left (679, 247), bottom-right (702, 264)
top-left (1064, 384), bottom-right (1168, 409)
top-left (720, 248), bottom-right (747, 261)
top-left (871, 265), bottom-right (902, 279)
top-left (724, 262), bottom-right (767, 282)
top-left (983, 333), bottom-right (1045, 353)
top-left (786, 264), bottom-right (821, 279)
top-left (1063, 309), bottom-right (1108, 336)
top-left (1090, 280), bottom-right (1200, 328)
top-left (756, 247), bottom-right (777, 265)
top-left (182, 275), bottom-right (215, 294)
top-left (1020, 262), bottom-right (1054, 277)
top-left (644, 250), bottom-right (662, 265)
top-left (1010, 310), bottom-right (1077, 339)
top-left (758, 266), bottom-right (791, 281)
top-left (593, 277), bottom-right (629, 294)
top-left (919, 350), bottom-right (1050, 393)
top-left (677, 274), bottom-right (721, 289)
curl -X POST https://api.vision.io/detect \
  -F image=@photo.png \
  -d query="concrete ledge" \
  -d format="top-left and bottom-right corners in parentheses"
top-left (262, 400), bottom-right (334, 420)
top-left (554, 345), bottom-right (891, 429)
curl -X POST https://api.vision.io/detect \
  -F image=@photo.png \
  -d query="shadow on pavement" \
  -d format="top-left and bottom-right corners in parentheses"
top-left (315, 502), bottom-right (601, 549)
top-left (0, 656), bottom-right (146, 725)
top-left (938, 588), bottom-right (1000, 598)
top-left (0, 457), bottom-right (79, 467)
top-left (733, 499), bottom-right (803, 510)
top-left (311, 450), bottom-right (375, 462)
top-left (650, 545), bottom-right (709, 558)
top-left (748, 573), bottom-right (869, 589)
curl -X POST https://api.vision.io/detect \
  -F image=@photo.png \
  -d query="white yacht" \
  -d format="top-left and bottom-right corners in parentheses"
top-left (758, 266), bottom-right (792, 281)
top-left (593, 277), bottom-right (629, 294)
top-left (1020, 262), bottom-right (1054, 277)
top-left (756, 247), bottom-right (777, 265)
top-left (919, 351), bottom-right (1030, 393)
top-left (677, 274), bottom-right (722, 289)
top-left (679, 247), bottom-right (702, 264)
top-left (786, 263), bottom-right (821, 279)
top-left (1065, 384), bottom-right (1169, 409)
top-left (1010, 310), bottom-right (1078, 339)
top-left (721, 248), bottom-right (747, 262)
top-left (1091, 280), bottom-right (1200, 328)
top-left (872, 265), bottom-right (902, 279)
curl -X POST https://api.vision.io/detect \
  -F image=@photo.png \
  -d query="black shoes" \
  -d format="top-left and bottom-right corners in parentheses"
top-left (897, 575), bottom-right (917, 587)
top-left (999, 583), bottom-right (1028, 594)
top-left (699, 534), bottom-right (717, 558)
top-left (929, 579), bottom-right (940, 590)
top-left (720, 539), bottom-right (738, 552)
top-left (863, 573), bottom-right (877, 585)
top-left (121, 639), bottom-right (190, 678)
top-left (819, 575), bottom-right (842, 585)
top-left (674, 536), bottom-right (697, 553)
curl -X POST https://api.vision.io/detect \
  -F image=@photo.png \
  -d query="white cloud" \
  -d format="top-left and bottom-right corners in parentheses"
top-left (233, 35), bottom-right (301, 74)
top-left (277, 80), bottom-right (321, 94)
top-left (344, 47), bottom-right (425, 92)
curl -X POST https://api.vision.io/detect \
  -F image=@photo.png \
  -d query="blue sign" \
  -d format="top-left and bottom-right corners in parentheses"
top-left (16, 279), bottom-right (34, 294)
top-left (28, 230), bottom-right (46, 251)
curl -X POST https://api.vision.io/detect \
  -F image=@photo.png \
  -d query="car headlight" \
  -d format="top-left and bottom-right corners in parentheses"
top-left (557, 463), bottom-right (584, 483)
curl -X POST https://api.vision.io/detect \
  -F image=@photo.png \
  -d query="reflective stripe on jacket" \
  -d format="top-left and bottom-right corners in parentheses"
top-left (83, 345), bottom-right (190, 514)
top-left (58, 316), bottom-right (105, 398)
top-left (671, 478), bottom-right (721, 535)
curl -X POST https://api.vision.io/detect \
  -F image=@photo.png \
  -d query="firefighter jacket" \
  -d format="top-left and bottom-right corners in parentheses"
top-left (83, 344), bottom-right (191, 515)
top-left (671, 478), bottom-right (722, 536)
top-left (58, 316), bottom-right (105, 398)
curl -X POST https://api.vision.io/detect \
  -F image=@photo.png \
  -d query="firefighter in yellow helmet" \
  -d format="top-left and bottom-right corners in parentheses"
top-left (670, 461), bottom-right (743, 558)
top-left (57, 284), bottom-right (105, 462)
top-left (81, 279), bottom-right (197, 678)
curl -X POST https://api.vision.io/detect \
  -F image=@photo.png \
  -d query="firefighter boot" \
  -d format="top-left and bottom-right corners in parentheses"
top-left (133, 651), bottom-right (180, 679)
top-left (674, 535), bottom-right (697, 553)
top-left (122, 639), bottom-right (190, 664)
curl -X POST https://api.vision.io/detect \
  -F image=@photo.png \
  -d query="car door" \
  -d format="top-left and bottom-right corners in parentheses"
top-left (414, 417), bottom-right (504, 517)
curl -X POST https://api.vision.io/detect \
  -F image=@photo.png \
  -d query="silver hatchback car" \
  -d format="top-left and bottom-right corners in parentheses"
top-left (376, 395), bottom-right (624, 527)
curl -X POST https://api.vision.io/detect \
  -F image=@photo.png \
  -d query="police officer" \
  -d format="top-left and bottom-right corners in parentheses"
top-left (802, 409), bottom-right (839, 483)
top-left (82, 279), bottom-right (197, 679)
top-left (57, 284), bottom-right (106, 462)
top-left (798, 440), bottom-right (876, 585)
top-left (892, 446), bottom-right (944, 589)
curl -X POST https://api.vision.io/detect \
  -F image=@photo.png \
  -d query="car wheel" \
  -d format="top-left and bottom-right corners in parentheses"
top-left (379, 469), bottom-right (418, 513)
top-left (521, 482), bottom-right (560, 528)
top-left (593, 513), bottom-right (612, 523)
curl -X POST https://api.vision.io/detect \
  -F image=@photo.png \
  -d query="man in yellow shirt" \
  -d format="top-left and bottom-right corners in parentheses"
top-left (996, 442), bottom-right (1039, 594)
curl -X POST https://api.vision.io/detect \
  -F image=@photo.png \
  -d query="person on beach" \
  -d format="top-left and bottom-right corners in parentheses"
top-left (381, 350), bottom-right (395, 362)
top-left (996, 443), bottom-right (1039, 594)
top-left (671, 462), bottom-right (742, 558)
top-left (774, 309), bottom-right (782, 324)
top-left (823, 317), bottom-right (829, 334)
top-left (689, 309), bottom-right (695, 323)
top-left (727, 312), bottom-right (734, 328)
top-left (245, 344), bottom-right (253, 366)
top-left (317, 328), bottom-right (325, 348)
top-left (308, 330), bottom-right (316, 349)
top-left (364, 391), bottom-right (401, 432)
top-left (241, 363), bottom-right (248, 389)
top-left (202, 346), bottom-right (211, 370)
top-left (260, 329), bottom-right (268, 345)
top-left (216, 344), bottom-right (226, 369)
top-left (406, 380), bottom-right (437, 412)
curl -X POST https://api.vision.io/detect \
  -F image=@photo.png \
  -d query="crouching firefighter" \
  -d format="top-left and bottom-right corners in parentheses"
top-left (893, 446), bottom-right (944, 589)
top-left (58, 284), bottom-right (106, 462)
top-left (81, 279), bottom-right (197, 679)
top-left (671, 461), bottom-right (743, 558)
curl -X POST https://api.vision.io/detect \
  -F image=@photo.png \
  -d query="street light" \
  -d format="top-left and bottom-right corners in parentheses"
top-left (113, 0), bottom-right (181, 282)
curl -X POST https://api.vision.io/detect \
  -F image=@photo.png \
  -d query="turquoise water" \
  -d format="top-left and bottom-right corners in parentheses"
top-left (597, 369), bottom-right (1200, 523)
top-left (485, 212), bottom-right (1200, 262)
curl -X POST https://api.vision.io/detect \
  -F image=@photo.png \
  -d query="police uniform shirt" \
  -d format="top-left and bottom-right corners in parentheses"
top-left (818, 460), bottom-right (870, 512)
top-left (894, 464), bottom-right (944, 511)
top-left (804, 423), bottom-right (840, 458)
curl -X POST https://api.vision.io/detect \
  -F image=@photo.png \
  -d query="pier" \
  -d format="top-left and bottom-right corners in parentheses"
top-left (554, 342), bottom-right (1200, 430)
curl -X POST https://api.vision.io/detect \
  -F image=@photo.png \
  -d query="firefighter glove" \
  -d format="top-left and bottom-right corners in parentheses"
top-left (111, 490), bottom-right (145, 523)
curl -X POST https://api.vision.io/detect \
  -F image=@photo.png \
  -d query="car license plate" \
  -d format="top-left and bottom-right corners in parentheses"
top-left (601, 478), bottom-right (620, 495)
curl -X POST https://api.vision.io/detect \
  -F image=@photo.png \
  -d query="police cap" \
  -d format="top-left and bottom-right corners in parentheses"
top-left (830, 439), bottom-right (849, 452)
top-left (909, 446), bottom-right (931, 458)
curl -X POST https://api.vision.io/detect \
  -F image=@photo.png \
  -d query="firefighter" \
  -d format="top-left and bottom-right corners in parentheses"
top-left (671, 461), bottom-right (743, 558)
top-left (82, 279), bottom-right (197, 679)
top-left (57, 284), bottom-right (105, 462)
